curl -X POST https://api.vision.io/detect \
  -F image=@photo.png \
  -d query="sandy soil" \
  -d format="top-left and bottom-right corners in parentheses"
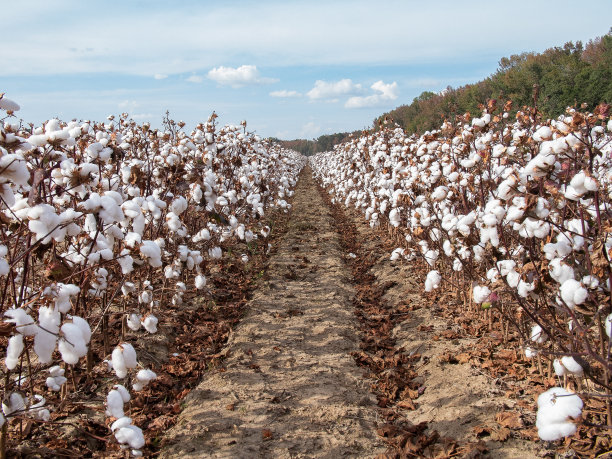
top-left (161, 168), bottom-right (386, 458)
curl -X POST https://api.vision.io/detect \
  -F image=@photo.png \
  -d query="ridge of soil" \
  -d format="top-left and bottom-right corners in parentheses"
top-left (160, 167), bottom-right (387, 458)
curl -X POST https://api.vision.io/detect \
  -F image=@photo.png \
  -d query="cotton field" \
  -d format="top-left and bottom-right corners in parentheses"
top-left (0, 95), bottom-right (305, 455)
top-left (311, 102), bottom-right (612, 441)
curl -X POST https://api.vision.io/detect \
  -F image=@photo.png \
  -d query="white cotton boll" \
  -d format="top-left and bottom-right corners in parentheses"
top-left (423, 249), bottom-right (438, 267)
top-left (241, 254), bottom-right (249, 263)
top-left (473, 285), bottom-right (491, 303)
top-left (208, 247), bottom-right (222, 259)
top-left (139, 240), bottom-right (162, 268)
top-left (549, 258), bottom-right (575, 284)
top-left (133, 369), bottom-right (157, 391)
top-left (606, 313), bottom-right (612, 338)
top-left (560, 356), bottom-right (584, 376)
top-left (114, 384), bottom-right (131, 403)
top-left (114, 424), bottom-right (145, 450)
top-left (536, 387), bottom-right (583, 441)
top-left (120, 343), bottom-right (138, 369)
top-left (388, 208), bottom-right (401, 227)
top-left (69, 316), bottom-right (91, 344)
top-left (111, 346), bottom-right (128, 378)
top-left (106, 389), bottom-right (125, 418)
top-left (55, 283), bottom-right (80, 313)
top-left (486, 268), bottom-right (499, 282)
top-left (390, 247), bottom-right (404, 261)
top-left (35, 307), bottom-right (60, 364)
top-left (533, 126), bottom-right (553, 142)
top-left (4, 308), bottom-right (37, 336)
top-left (195, 274), bottom-right (207, 289)
top-left (525, 347), bottom-right (538, 358)
top-left (127, 313), bottom-right (142, 331)
top-left (3, 392), bottom-right (26, 416)
top-left (142, 315), bottom-right (158, 333)
top-left (553, 359), bottom-right (567, 377)
top-left (5, 334), bottom-right (24, 370)
top-left (139, 290), bottom-right (152, 304)
top-left (424, 270), bottom-right (441, 292)
top-left (171, 196), bottom-right (188, 215)
top-left (581, 275), bottom-right (599, 289)
top-left (559, 279), bottom-right (588, 309)
top-left (117, 249), bottom-right (134, 275)
top-left (496, 260), bottom-right (516, 277)
top-left (111, 416), bottom-right (132, 431)
top-left (58, 322), bottom-right (88, 364)
top-left (530, 325), bottom-right (547, 344)
top-left (480, 226), bottom-right (500, 247)
top-left (122, 282), bottom-right (136, 297)
top-left (0, 97), bottom-right (20, 112)
top-left (517, 280), bottom-right (535, 298)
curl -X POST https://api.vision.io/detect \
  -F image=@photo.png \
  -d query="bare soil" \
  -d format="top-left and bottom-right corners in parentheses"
top-left (161, 168), bottom-right (387, 458)
top-left (161, 167), bottom-right (545, 458)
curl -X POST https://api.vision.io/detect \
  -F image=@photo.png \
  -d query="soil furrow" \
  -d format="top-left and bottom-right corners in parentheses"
top-left (161, 167), bottom-right (386, 458)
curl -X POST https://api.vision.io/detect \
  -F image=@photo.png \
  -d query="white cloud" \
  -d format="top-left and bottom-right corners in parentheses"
top-left (186, 75), bottom-right (204, 83)
top-left (154, 73), bottom-right (168, 80)
top-left (1, 1), bottom-right (610, 77)
top-left (345, 81), bottom-right (399, 109)
top-left (307, 79), bottom-right (362, 101)
top-left (270, 90), bottom-right (302, 98)
top-left (300, 121), bottom-right (321, 138)
top-left (207, 65), bottom-right (278, 88)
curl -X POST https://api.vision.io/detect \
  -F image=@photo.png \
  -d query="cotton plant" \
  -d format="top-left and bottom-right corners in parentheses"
top-left (310, 102), bottom-right (612, 432)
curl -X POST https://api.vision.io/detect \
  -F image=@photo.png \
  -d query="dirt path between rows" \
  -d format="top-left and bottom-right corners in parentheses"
top-left (161, 167), bottom-right (387, 458)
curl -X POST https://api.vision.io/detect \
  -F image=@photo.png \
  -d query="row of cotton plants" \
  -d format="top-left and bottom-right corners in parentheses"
top-left (0, 95), bottom-right (305, 456)
top-left (311, 101), bottom-right (612, 442)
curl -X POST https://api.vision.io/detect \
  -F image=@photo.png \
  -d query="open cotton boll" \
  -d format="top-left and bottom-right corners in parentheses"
top-left (171, 196), bottom-right (188, 215)
top-left (524, 347), bottom-right (538, 358)
top-left (139, 240), bottom-right (162, 268)
top-left (126, 313), bottom-right (142, 331)
top-left (58, 322), bottom-right (88, 364)
top-left (114, 424), bottom-right (145, 450)
top-left (2, 392), bottom-right (26, 416)
top-left (117, 249), bottom-right (134, 275)
top-left (530, 324), bottom-right (547, 344)
top-left (208, 247), bottom-right (222, 259)
top-left (0, 154), bottom-right (30, 188)
top-left (559, 279), bottom-right (588, 309)
top-left (34, 306), bottom-right (60, 364)
top-left (46, 366), bottom-right (67, 391)
top-left (390, 247), bottom-right (404, 261)
top-left (69, 316), bottom-right (92, 344)
top-left (553, 359), bottom-right (566, 377)
top-left (114, 384), bottom-right (131, 403)
top-left (106, 389), bottom-right (125, 418)
top-left (606, 313), bottom-right (612, 338)
top-left (112, 343), bottom-right (138, 378)
top-left (111, 416), bottom-right (132, 431)
top-left (142, 315), bottom-right (158, 333)
top-left (5, 334), bottom-right (24, 370)
top-left (133, 369), bottom-right (157, 391)
top-left (55, 283), bottom-right (80, 313)
top-left (4, 308), bottom-right (37, 336)
top-left (472, 285), bottom-right (491, 303)
top-left (195, 274), bottom-right (207, 289)
top-left (536, 387), bottom-right (583, 441)
top-left (0, 97), bottom-right (20, 112)
top-left (560, 356), bottom-right (584, 376)
top-left (424, 270), bottom-right (441, 292)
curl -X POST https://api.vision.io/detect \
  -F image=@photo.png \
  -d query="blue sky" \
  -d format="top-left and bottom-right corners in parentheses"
top-left (2, 0), bottom-right (610, 139)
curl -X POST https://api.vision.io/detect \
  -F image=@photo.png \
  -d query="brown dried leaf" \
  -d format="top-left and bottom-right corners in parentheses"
top-left (495, 411), bottom-right (524, 429)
